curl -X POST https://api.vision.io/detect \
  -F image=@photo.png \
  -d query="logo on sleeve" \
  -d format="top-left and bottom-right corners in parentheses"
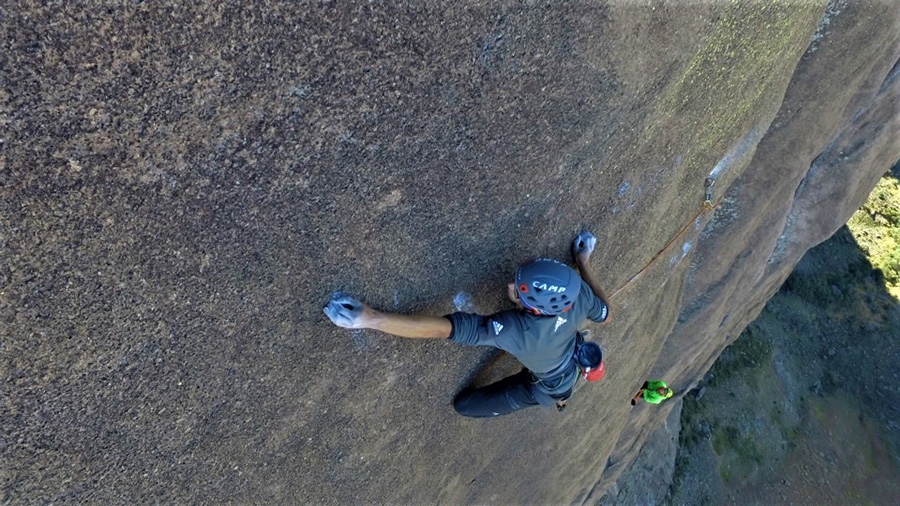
top-left (554, 316), bottom-right (567, 332)
top-left (492, 320), bottom-right (504, 335)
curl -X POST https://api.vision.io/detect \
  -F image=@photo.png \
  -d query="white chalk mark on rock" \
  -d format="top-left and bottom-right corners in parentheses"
top-left (350, 330), bottom-right (369, 350)
top-left (454, 292), bottom-right (475, 313)
top-left (709, 124), bottom-right (765, 180)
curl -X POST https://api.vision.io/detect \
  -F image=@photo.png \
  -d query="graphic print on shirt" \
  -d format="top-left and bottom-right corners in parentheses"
top-left (554, 316), bottom-right (567, 332)
top-left (492, 320), bottom-right (504, 335)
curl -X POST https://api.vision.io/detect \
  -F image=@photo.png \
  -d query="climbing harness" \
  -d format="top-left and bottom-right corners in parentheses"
top-left (533, 331), bottom-right (605, 413)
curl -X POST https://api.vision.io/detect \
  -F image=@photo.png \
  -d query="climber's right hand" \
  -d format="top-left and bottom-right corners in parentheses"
top-left (572, 230), bottom-right (597, 263)
top-left (323, 295), bottom-right (370, 329)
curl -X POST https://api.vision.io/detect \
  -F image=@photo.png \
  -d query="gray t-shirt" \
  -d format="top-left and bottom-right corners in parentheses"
top-left (446, 280), bottom-right (608, 396)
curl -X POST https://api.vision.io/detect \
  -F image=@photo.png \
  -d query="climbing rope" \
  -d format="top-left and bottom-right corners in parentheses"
top-left (608, 178), bottom-right (723, 300)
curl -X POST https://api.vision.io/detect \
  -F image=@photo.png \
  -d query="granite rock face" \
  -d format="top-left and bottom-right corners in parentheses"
top-left (2, 1), bottom-right (898, 504)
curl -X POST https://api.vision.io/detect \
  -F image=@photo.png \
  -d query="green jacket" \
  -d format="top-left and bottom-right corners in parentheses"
top-left (643, 380), bottom-right (673, 404)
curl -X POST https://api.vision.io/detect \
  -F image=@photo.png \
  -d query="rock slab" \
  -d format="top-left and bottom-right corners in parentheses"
top-left (2, 1), bottom-right (899, 504)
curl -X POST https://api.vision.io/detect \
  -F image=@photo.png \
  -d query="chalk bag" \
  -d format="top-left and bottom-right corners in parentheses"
top-left (575, 341), bottom-right (605, 382)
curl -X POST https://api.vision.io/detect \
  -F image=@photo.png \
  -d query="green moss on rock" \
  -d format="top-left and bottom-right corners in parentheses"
top-left (647, 1), bottom-right (826, 169)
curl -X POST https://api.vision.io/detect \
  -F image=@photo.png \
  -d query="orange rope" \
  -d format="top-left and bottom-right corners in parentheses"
top-left (608, 197), bottom-right (723, 300)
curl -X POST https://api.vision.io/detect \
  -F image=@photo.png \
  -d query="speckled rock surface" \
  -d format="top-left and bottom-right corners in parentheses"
top-left (2, 1), bottom-right (898, 504)
top-left (599, 401), bottom-right (681, 506)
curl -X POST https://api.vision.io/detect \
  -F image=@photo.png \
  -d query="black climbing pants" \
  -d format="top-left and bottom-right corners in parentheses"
top-left (453, 369), bottom-right (568, 418)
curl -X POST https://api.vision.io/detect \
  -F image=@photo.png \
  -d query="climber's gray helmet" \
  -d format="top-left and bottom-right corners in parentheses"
top-left (515, 258), bottom-right (581, 316)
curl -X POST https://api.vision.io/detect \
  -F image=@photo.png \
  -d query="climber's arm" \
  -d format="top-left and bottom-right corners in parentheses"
top-left (631, 390), bottom-right (646, 405)
top-left (364, 311), bottom-right (452, 339)
top-left (323, 296), bottom-right (451, 339)
top-left (577, 257), bottom-right (611, 311)
top-left (573, 231), bottom-right (612, 320)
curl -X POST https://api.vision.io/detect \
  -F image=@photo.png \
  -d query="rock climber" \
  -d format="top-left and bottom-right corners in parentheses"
top-left (631, 380), bottom-right (674, 406)
top-left (323, 231), bottom-right (612, 418)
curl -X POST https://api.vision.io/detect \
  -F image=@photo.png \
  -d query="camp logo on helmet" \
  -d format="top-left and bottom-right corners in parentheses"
top-left (532, 282), bottom-right (566, 293)
top-left (515, 258), bottom-right (581, 316)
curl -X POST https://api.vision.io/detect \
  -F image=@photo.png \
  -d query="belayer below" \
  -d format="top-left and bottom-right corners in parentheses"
top-left (324, 231), bottom-right (612, 418)
top-left (631, 380), bottom-right (674, 406)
